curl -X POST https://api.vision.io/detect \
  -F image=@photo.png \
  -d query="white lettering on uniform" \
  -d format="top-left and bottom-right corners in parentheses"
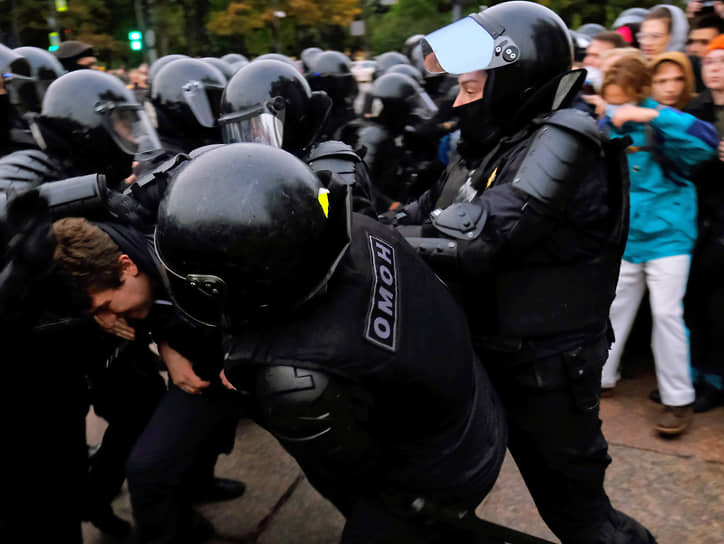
top-left (377, 286), bottom-right (394, 316)
top-left (365, 234), bottom-right (398, 352)
top-left (379, 265), bottom-right (393, 285)
top-left (374, 317), bottom-right (391, 339)
top-left (376, 242), bottom-right (392, 264)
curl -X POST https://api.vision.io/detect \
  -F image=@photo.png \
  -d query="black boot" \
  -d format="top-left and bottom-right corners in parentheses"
top-left (694, 383), bottom-right (724, 413)
top-left (85, 504), bottom-right (132, 537)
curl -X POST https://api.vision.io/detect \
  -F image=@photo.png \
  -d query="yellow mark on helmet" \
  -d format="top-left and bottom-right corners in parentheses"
top-left (486, 167), bottom-right (498, 189)
top-left (318, 188), bottom-right (330, 218)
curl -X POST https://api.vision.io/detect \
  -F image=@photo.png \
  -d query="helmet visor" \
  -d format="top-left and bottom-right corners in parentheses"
top-left (422, 14), bottom-right (520, 75)
top-left (220, 112), bottom-right (284, 147)
top-left (106, 106), bottom-right (163, 159)
top-left (182, 80), bottom-right (224, 128)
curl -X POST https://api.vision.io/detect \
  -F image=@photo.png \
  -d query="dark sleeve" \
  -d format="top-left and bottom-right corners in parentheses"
top-left (0, 93), bottom-right (11, 156)
top-left (397, 166), bottom-right (449, 224)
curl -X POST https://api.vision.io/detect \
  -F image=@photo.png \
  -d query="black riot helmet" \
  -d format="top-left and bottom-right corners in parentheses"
top-left (147, 54), bottom-right (189, 90)
top-left (151, 58), bottom-right (226, 138)
top-left (300, 47), bottom-right (323, 73)
top-left (155, 143), bottom-right (351, 328)
top-left (221, 53), bottom-right (248, 64)
top-left (373, 51), bottom-right (410, 80)
top-left (305, 50), bottom-right (358, 110)
top-left (29, 70), bottom-right (161, 183)
top-left (218, 59), bottom-right (331, 156)
top-left (254, 53), bottom-right (298, 67)
top-left (422, 1), bottom-right (580, 134)
top-left (200, 57), bottom-right (235, 81)
top-left (385, 63), bottom-right (425, 86)
top-left (403, 34), bottom-right (425, 60)
top-left (0, 43), bottom-right (33, 114)
top-left (369, 72), bottom-right (438, 129)
top-left (11, 46), bottom-right (66, 114)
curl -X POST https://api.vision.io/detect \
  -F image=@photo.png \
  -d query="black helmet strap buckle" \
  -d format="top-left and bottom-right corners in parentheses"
top-left (267, 95), bottom-right (286, 115)
top-left (186, 274), bottom-right (227, 299)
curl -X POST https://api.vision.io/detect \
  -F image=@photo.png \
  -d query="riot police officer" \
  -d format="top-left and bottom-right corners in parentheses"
top-left (12, 46), bottom-right (66, 114)
top-left (338, 72), bottom-right (442, 204)
top-left (0, 69), bottom-right (163, 539)
top-left (154, 143), bottom-right (508, 543)
top-left (305, 50), bottom-right (358, 141)
top-left (148, 57), bottom-right (226, 155)
top-left (390, 2), bottom-right (657, 543)
top-left (218, 59), bottom-right (378, 214)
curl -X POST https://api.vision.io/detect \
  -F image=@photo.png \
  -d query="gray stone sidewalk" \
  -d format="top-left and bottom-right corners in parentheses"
top-left (83, 412), bottom-right (724, 544)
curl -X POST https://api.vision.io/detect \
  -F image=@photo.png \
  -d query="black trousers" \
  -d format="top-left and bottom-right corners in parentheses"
top-left (685, 234), bottom-right (724, 382)
top-left (1, 324), bottom-right (94, 543)
top-left (479, 335), bottom-right (657, 544)
top-left (125, 382), bottom-right (243, 544)
top-left (86, 341), bottom-right (167, 510)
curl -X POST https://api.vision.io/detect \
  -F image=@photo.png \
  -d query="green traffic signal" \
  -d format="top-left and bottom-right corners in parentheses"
top-left (128, 30), bottom-right (142, 41)
top-left (130, 41), bottom-right (143, 51)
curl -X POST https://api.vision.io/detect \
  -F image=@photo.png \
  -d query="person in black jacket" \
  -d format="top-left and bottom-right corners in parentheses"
top-left (51, 216), bottom-right (246, 544)
top-left (0, 68), bottom-right (163, 541)
top-left (683, 35), bottom-right (724, 412)
top-left (385, 3), bottom-right (656, 543)
top-left (153, 143), bottom-right (508, 543)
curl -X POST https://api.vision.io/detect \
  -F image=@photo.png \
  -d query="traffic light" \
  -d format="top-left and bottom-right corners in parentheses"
top-left (128, 30), bottom-right (143, 51)
top-left (48, 32), bottom-right (60, 52)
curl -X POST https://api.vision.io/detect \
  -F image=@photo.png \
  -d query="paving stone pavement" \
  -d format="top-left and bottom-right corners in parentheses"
top-left (83, 364), bottom-right (724, 544)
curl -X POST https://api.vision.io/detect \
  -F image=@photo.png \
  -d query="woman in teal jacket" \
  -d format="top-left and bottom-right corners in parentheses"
top-left (597, 55), bottom-right (718, 435)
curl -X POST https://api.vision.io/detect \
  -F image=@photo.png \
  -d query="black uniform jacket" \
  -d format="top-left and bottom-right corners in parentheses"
top-left (224, 213), bottom-right (506, 505)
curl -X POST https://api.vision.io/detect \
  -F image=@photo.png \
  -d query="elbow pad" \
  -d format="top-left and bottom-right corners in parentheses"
top-left (255, 365), bottom-right (372, 461)
top-left (512, 109), bottom-right (602, 214)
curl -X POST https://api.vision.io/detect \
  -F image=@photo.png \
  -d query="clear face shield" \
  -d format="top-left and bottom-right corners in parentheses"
top-left (218, 100), bottom-right (285, 147)
top-left (421, 13), bottom-right (521, 75)
top-left (182, 80), bottom-right (224, 128)
top-left (96, 102), bottom-right (163, 160)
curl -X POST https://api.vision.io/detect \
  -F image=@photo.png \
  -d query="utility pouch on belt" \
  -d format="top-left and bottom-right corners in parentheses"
top-left (562, 345), bottom-right (601, 412)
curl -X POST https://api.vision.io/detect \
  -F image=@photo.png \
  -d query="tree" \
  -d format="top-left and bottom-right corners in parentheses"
top-left (206, 0), bottom-right (361, 56)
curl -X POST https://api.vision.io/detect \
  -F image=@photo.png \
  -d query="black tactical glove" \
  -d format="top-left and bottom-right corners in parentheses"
top-left (0, 190), bottom-right (57, 323)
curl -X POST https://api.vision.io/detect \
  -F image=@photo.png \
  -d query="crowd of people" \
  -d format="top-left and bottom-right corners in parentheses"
top-left (1, 1), bottom-right (723, 543)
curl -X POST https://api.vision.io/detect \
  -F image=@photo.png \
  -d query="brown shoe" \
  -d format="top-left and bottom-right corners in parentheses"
top-left (655, 404), bottom-right (694, 436)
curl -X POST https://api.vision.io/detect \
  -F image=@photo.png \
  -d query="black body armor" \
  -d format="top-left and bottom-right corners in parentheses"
top-left (403, 109), bottom-right (629, 358)
top-left (224, 214), bottom-right (506, 506)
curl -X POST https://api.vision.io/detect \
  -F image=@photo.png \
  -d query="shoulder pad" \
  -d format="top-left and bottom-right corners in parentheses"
top-left (539, 108), bottom-right (601, 148)
top-left (358, 124), bottom-right (389, 147)
top-left (189, 144), bottom-right (225, 159)
top-left (0, 149), bottom-right (62, 189)
top-left (512, 113), bottom-right (603, 213)
top-left (307, 140), bottom-right (362, 186)
top-left (430, 202), bottom-right (487, 240)
top-left (307, 140), bottom-right (361, 163)
top-left (128, 153), bottom-right (191, 214)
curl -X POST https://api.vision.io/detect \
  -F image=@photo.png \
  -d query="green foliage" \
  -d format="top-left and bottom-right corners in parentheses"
top-left (0, 0), bottom-right (690, 64)
top-left (367, 0), bottom-right (454, 54)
